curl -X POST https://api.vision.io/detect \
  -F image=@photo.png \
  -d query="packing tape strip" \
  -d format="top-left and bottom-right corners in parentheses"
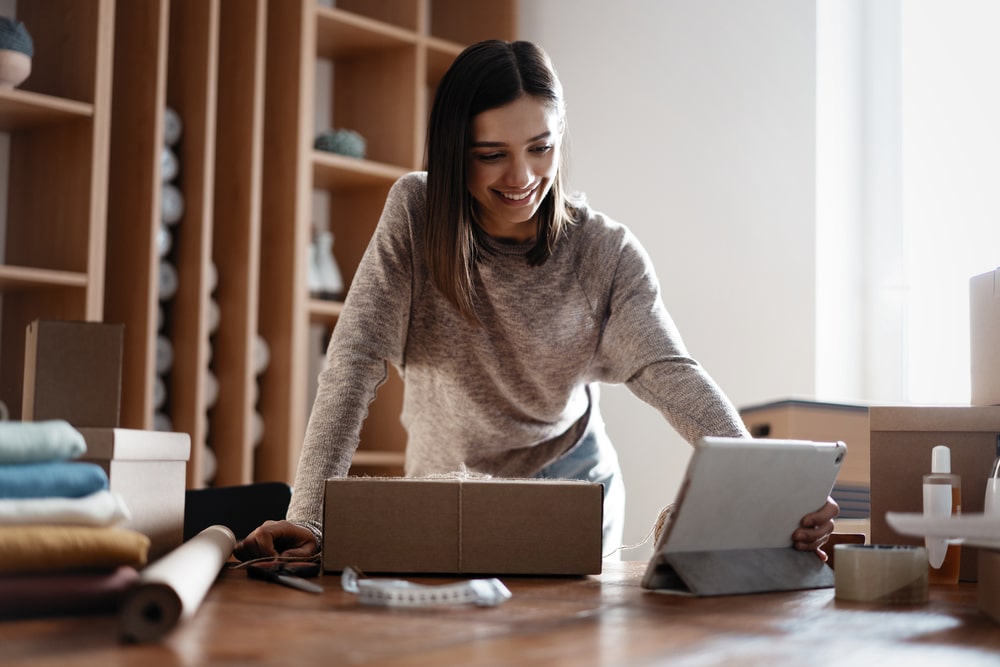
top-left (834, 544), bottom-right (929, 604)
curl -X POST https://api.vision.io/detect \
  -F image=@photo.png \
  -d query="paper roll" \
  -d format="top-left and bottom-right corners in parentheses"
top-left (834, 544), bottom-right (928, 604)
top-left (119, 524), bottom-right (235, 643)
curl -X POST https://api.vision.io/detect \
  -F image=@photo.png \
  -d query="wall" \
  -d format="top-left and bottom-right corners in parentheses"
top-left (520, 0), bottom-right (818, 556)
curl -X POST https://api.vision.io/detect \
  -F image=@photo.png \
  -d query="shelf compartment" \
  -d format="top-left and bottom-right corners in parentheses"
top-left (315, 6), bottom-right (417, 59)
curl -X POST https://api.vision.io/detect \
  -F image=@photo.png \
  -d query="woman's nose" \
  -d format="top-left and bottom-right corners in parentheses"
top-left (503, 154), bottom-right (532, 187)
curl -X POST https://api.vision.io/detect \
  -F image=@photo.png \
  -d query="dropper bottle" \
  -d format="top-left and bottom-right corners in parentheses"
top-left (985, 435), bottom-right (1000, 516)
top-left (923, 444), bottom-right (961, 584)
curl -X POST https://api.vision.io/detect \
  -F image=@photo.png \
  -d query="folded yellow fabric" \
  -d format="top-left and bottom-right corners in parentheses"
top-left (0, 525), bottom-right (150, 574)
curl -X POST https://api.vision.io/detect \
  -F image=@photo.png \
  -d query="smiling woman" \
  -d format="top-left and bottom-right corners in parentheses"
top-left (235, 39), bottom-right (839, 567)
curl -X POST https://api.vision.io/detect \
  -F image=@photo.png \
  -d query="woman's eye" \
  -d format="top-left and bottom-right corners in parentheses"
top-left (476, 152), bottom-right (504, 162)
top-left (531, 144), bottom-right (554, 154)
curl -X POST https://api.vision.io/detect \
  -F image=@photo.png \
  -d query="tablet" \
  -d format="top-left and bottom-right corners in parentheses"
top-left (641, 436), bottom-right (846, 595)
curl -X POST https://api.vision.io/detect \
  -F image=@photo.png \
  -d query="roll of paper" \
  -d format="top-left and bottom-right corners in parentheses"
top-left (834, 544), bottom-right (928, 604)
top-left (119, 524), bottom-right (235, 643)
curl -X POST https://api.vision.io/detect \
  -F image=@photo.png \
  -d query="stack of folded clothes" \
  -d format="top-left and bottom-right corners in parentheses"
top-left (0, 420), bottom-right (151, 618)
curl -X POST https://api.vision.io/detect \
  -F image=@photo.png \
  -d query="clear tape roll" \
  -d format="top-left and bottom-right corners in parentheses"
top-left (119, 525), bottom-right (236, 643)
top-left (834, 544), bottom-right (928, 604)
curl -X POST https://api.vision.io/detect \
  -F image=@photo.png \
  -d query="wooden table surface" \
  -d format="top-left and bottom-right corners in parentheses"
top-left (4, 560), bottom-right (1000, 666)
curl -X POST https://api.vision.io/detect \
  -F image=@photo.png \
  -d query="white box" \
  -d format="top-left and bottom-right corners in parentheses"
top-left (971, 267), bottom-right (1000, 406)
top-left (77, 428), bottom-right (190, 561)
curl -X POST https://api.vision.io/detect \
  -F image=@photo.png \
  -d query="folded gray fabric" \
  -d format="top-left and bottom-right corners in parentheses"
top-left (0, 420), bottom-right (86, 464)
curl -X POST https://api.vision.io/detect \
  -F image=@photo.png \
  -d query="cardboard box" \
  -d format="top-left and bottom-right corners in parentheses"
top-left (869, 406), bottom-right (1000, 581)
top-left (978, 549), bottom-right (1000, 624)
top-left (22, 319), bottom-right (124, 426)
top-left (323, 478), bottom-right (603, 575)
top-left (971, 268), bottom-right (1000, 406)
top-left (78, 428), bottom-right (191, 561)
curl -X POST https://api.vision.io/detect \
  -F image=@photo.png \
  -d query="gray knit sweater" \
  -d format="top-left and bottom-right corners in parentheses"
top-left (287, 172), bottom-right (749, 537)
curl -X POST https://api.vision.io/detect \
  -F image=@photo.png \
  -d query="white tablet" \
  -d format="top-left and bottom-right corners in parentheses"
top-left (641, 436), bottom-right (846, 595)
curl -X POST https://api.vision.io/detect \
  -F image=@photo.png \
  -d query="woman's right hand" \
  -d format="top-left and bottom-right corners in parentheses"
top-left (233, 520), bottom-right (319, 561)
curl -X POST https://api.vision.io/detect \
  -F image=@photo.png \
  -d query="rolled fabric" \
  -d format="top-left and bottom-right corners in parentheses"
top-left (0, 420), bottom-right (86, 463)
top-left (0, 490), bottom-right (130, 527)
top-left (0, 460), bottom-right (108, 499)
top-left (0, 525), bottom-right (149, 574)
top-left (0, 566), bottom-right (140, 618)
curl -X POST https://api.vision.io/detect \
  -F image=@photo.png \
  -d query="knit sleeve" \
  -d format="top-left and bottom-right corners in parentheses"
top-left (592, 226), bottom-right (749, 444)
top-left (286, 174), bottom-right (422, 539)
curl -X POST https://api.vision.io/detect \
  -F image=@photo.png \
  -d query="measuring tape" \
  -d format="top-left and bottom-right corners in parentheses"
top-left (341, 566), bottom-right (511, 608)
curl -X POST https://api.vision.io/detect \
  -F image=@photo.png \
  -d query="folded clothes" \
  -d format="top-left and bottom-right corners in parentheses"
top-left (0, 460), bottom-right (108, 499)
top-left (0, 490), bottom-right (130, 527)
top-left (0, 420), bottom-right (86, 463)
top-left (0, 525), bottom-right (150, 574)
top-left (0, 565), bottom-right (140, 618)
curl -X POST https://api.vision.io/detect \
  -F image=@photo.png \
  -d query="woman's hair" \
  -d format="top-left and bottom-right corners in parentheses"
top-left (424, 40), bottom-right (581, 322)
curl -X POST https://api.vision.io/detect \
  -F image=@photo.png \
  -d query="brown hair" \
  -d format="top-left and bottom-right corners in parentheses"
top-left (424, 40), bottom-right (581, 322)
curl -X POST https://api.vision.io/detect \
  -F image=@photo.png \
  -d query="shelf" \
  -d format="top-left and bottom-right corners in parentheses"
top-left (308, 298), bottom-right (344, 324)
top-left (312, 152), bottom-right (408, 190)
top-left (315, 6), bottom-right (417, 59)
top-left (351, 450), bottom-right (406, 468)
top-left (0, 265), bottom-right (89, 290)
top-left (0, 89), bottom-right (94, 132)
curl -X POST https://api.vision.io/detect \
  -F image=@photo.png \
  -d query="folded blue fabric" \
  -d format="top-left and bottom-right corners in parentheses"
top-left (0, 461), bottom-right (108, 499)
top-left (0, 420), bottom-right (86, 464)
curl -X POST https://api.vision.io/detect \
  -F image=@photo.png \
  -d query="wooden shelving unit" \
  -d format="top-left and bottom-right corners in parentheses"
top-left (2, 0), bottom-right (516, 489)
top-left (0, 0), bottom-right (114, 419)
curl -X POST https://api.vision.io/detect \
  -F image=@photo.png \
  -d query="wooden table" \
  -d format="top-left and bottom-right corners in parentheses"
top-left (4, 561), bottom-right (1000, 666)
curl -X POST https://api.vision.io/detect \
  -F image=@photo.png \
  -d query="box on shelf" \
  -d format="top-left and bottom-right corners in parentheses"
top-left (869, 405), bottom-right (1000, 582)
top-left (78, 428), bottom-right (191, 561)
top-left (323, 477), bottom-right (603, 576)
top-left (22, 319), bottom-right (124, 427)
top-left (971, 268), bottom-right (1000, 406)
top-left (740, 399), bottom-right (870, 519)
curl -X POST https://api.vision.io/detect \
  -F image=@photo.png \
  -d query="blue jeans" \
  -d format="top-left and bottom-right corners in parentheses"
top-left (534, 417), bottom-right (625, 559)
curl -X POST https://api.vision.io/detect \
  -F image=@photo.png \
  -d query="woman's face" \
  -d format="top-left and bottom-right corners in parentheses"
top-left (467, 95), bottom-right (562, 242)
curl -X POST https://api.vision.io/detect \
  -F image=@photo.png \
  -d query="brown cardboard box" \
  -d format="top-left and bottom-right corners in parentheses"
top-left (978, 549), bottom-right (1000, 624)
top-left (323, 477), bottom-right (603, 575)
top-left (740, 399), bottom-right (870, 485)
top-left (870, 406), bottom-right (1000, 581)
top-left (77, 427), bottom-right (191, 561)
top-left (22, 319), bottom-right (124, 426)
top-left (971, 268), bottom-right (1000, 406)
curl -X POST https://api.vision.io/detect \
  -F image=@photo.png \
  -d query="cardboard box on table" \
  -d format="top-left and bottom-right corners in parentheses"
top-left (78, 428), bottom-right (191, 561)
top-left (971, 268), bottom-right (1000, 407)
top-left (323, 477), bottom-right (603, 575)
top-left (870, 406), bottom-right (1000, 582)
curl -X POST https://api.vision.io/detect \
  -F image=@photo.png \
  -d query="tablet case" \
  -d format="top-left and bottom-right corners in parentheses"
top-left (641, 436), bottom-right (846, 596)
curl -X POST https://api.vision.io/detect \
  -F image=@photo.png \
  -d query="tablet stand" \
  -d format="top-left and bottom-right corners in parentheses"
top-left (642, 547), bottom-right (835, 596)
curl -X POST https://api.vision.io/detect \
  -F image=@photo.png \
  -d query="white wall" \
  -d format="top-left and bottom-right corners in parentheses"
top-left (520, 0), bottom-right (818, 557)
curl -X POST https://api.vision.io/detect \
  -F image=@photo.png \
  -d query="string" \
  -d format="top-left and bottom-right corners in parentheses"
top-left (602, 504), bottom-right (674, 559)
top-left (227, 553), bottom-right (322, 570)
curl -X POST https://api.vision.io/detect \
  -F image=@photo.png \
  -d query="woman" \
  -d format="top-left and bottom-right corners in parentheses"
top-left (236, 40), bottom-right (838, 561)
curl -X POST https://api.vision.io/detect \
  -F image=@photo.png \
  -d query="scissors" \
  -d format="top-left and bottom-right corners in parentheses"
top-left (246, 560), bottom-right (324, 594)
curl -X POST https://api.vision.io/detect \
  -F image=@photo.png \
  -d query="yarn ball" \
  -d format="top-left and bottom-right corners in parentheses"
top-left (314, 128), bottom-right (366, 159)
top-left (0, 19), bottom-right (33, 57)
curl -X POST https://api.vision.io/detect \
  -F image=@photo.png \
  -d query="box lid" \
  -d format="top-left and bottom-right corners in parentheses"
top-left (869, 406), bottom-right (1000, 432)
top-left (76, 427), bottom-right (191, 461)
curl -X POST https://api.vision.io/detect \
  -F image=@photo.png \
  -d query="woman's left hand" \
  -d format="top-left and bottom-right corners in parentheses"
top-left (793, 496), bottom-right (840, 561)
